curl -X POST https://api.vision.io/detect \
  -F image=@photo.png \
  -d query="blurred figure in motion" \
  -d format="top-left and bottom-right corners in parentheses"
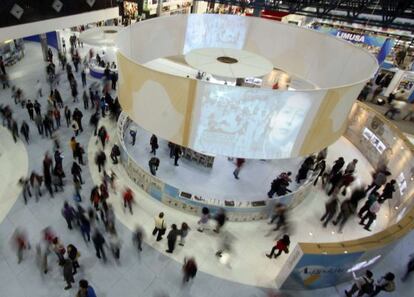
top-left (133, 225), bottom-right (144, 252)
top-left (215, 230), bottom-right (235, 267)
top-left (182, 257), bottom-right (197, 283)
top-left (266, 234), bottom-right (290, 260)
top-left (213, 208), bottom-right (227, 233)
top-left (76, 279), bottom-right (97, 297)
top-left (122, 187), bottom-right (134, 215)
top-left (268, 203), bottom-right (289, 233)
top-left (11, 228), bottom-right (29, 264)
top-left (320, 194), bottom-right (339, 228)
top-left (401, 253), bottom-right (414, 282)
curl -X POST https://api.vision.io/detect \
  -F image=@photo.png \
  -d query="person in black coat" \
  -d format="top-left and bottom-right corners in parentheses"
top-left (72, 108), bottom-right (83, 132)
top-left (95, 150), bottom-right (106, 173)
top-left (34, 100), bottom-right (41, 116)
top-left (110, 144), bottom-right (121, 164)
top-left (173, 145), bottom-right (182, 166)
top-left (26, 100), bottom-right (34, 120)
top-left (20, 121), bottom-right (30, 143)
top-left (378, 180), bottom-right (396, 203)
top-left (11, 119), bottom-right (19, 142)
top-left (214, 209), bottom-right (226, 233)
top-left (150, 134), bottom-right (158, 155)
top-left (92, 230), bottom-right (106, 261)
top-left (67, 244), bottom-right (79, 274)
top-left (71, 161), bottom-right (83, 184)
top-left (166, 224), bottom-right (179, 253)
top-left (148, 157), bottom-right (160, 176)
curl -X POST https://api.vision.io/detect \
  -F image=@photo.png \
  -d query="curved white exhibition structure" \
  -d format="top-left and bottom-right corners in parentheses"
top-left (116, 14), bottom-right (378, 160)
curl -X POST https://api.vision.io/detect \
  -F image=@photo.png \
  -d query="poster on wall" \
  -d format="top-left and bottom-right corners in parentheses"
top-left (281, 252), bottom-right (364, 289)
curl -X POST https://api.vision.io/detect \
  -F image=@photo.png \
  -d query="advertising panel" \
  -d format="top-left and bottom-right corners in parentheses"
top-left (190, 83), bottom-right (321, 159)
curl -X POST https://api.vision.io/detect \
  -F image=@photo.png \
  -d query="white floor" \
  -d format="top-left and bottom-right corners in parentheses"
top-left (124, 122), bottom-right (379, 203)
top-left (0, 39), bottom-right (411, 297)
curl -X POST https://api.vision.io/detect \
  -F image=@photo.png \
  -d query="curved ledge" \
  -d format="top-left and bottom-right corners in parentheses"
top-left (116, 15), bottom-right (378, 159)
top-left (116, 112), bottom-right (317, 221)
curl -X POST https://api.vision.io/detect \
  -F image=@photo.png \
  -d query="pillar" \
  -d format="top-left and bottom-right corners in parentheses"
top-left (39, 33), bottom-right (49, 62)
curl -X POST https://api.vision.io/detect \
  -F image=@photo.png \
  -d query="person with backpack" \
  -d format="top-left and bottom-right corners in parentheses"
top-left (152, 212), bottom-right (166, 241)
top-left (370, 272), bottom-right (395, 296)
top-left (345, 270), bottom-right (374, 297)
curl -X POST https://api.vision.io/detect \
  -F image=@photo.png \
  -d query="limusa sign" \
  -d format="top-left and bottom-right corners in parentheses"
top-left (316, 27), bottom-right (389, 48)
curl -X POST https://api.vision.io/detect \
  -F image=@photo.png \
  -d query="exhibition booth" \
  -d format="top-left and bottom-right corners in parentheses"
top-left (114, 14), bottom-right (414, 289)
top-left (78, 26), bottom-right (120, 79)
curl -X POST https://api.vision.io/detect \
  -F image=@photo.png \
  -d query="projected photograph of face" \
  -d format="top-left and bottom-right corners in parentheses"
top-left (183, 14), bottom-right (248, 54)
top-left (191, 85), bottom-right (312, 158)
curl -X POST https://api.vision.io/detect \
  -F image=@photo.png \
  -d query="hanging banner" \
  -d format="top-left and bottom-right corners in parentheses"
top-left (316, 27), bottom-right (393, 48)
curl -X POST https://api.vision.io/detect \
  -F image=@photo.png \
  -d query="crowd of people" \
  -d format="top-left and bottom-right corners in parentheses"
top-left (0, 24), bottom-right (413, 297)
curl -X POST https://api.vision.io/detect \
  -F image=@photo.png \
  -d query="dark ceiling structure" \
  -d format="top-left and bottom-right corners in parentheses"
top-left (0, 0), bottom-right (119, 28)
top-left (199, 0), bottom-right (414, 31)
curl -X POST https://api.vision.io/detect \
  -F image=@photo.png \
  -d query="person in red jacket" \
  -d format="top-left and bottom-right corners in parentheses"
top-left (266, 234), bottom-right (290, 259)
top-left (123, 187), bottom-right (134, 214)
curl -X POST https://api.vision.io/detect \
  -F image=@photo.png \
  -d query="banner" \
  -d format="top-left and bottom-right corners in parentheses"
top-left (316, 27), bottom-right (392, 48)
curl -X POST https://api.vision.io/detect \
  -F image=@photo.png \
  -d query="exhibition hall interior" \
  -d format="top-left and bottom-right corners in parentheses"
top-left (0, 1), bottom-right (414, 297)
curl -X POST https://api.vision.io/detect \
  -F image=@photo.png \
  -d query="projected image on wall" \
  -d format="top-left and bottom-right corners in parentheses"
top-left (191, 84), bottom-right (313, 158)
top-left (183, 14), bottom-right (248, 54)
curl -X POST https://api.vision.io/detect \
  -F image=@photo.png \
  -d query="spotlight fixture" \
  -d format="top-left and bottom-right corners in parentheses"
top-left (10, 4), bottom-right (24, 20)
top-left (86, 0), bottom-right (96, 7)
top-left (52, 0), bottom-right (63, 12)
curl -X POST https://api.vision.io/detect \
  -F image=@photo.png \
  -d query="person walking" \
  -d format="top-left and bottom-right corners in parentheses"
top-left (67, 244), bottom-right (80, 274)
top-left (110, 144), bottom-right (121, 164)
top-left (173, 145), bottom-right (182, 166)
top-left (402, 253), bottom-right (414, 282)
top-left (233, 158), bottom-right (245, 179)
top-left (79, 211), bottom-right (91, 243)
top-left (64, 106), bottom-right (71, 128)
top-left (359, 199), bottom-right (381, 231)
top-left (122, 187), bottom-right (134, 214)
top-left (313, 159), bottom-right (326, 186)
top-left (197, 207), bottom-right (210, 232)
top-left (213, 208), bottom-right (226, 233)
top-left (72, 108), bottom-right (83, 132)
top-left (332, 198), bottom-right (356, 233)
top-left (20, 121), bottom-right (30, 143)
top-left (92, 229), bottom-right (106, 261)
top-left (266, 235), bottom-right (290, 259)
top-left (148, 157), bottom-right (160, 176)
top-left (371, 272), bottom-right (395, 296)
top-left (76, 279), bottom-right (97, 297)
top-left (95, 150), bottom-right (107, 173)
top-left (81, 69), bottom-right (87, 88)
top-left (34, 100), bottom-right (41, 116)
top-left (62, 258), bottom-right (75, 290)
top-left (320, 195), bottom-right (339, 227)
top-left (11, 119), bottom-right (19, 142)
top-left (378, 180), bottom-right (396, 203)
top-left (366, 170), bottom-right (387, 194)
top-left (34, 113), bottom-right (43, 136)
top-left (108, 230), bottom-right (122, 261)
top-left (62, 201), bottom-right (76, 230)
top-left (153, 212), bottom-right (166, 241)
top-left (26, 100), bottom-right (34, 120)
top-left (166, 224), bottom-right (179, 253)
top-left (345, 159), bottom-right (358, 174)
top-left (97, 126), bottom-right (108, 149)
top-left (345, 270), bottom-right (374, 297)
top-left (358, 191), bottom-right (379, 218)
top-left (74, 143), bottom-right (85, 165)
top-left (150, 134), bottom-right (158, 155)
top-left (179, 222), bottom-right (190, 246)
top-left (53, 107), bottom-right (61, 128)
top-left (182, 257), bottom-right (197, 283)
top-left (132, 226), bottom-right (144, 252)
top-left (130, 128), bottom-right (137, 145)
